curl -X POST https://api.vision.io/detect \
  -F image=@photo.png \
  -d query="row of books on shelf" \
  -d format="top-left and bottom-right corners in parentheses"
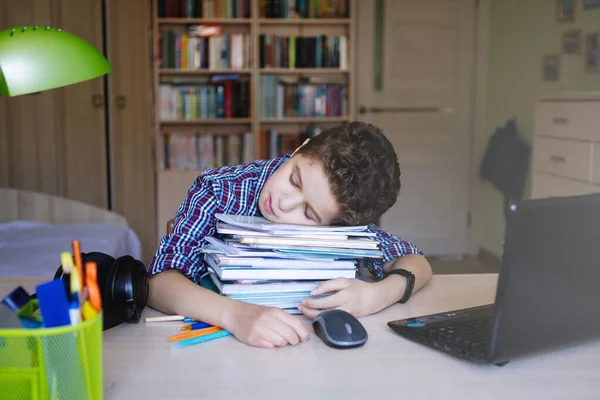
top-left (260, 0), bottom-right (350, 19)
top-left (161, 132), bottom-right (254, 171)
top-left (260, 75), bottom-right (347, 118)
top-left (201, 213), bottom-right (376, 313)
top-left (158, 0), bottom-right (251, 19)
top-left (159, 77), bottom-right (249, 120)
top-left (259, 34), bottom-right (347, 69)
top-left (160, 29), bottom-right (251, 70)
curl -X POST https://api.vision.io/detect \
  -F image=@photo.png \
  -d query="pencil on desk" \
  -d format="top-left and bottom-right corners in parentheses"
top-left (168, 326), bottom-right (222, 343)
top-left (145, 315), bottom-right (186, 322)
top-left (172, 330), bottom-right (231, 349)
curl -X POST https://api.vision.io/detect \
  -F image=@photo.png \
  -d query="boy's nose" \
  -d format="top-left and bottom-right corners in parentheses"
top-left (279, 193), bottom-right (303, 213)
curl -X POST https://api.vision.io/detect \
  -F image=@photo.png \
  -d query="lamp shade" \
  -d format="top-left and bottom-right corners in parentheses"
top-left (0, 26), bottom-right (111, 96)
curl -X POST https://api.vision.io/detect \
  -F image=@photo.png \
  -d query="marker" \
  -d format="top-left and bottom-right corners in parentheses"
top-left (60, 252), bottom-right (73, 296)
top-left (82, 301), bottom-right (97, 321)
top-left (179, 321), bottom-right (211, 331)
top-left (167, 326), bottom-right (222, 343)
top-left (36, 280), bottom-right (71, 328)
top-left (85, 261), bottom-right (102, 313)
top-left (183, 317), bottom-right (197, 323)
top-left (172, 330), bottom-right (231, 348)
top-left (69, 295), bottom-right (80, 325)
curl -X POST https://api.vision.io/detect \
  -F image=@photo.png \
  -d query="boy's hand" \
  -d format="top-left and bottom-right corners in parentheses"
top-left (225, 302), bottom-right (310, 348)
top-left (298, 278), bottom-right (380, 319)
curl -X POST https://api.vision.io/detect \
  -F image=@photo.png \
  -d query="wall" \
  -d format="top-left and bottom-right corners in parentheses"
top-left (476, 0), bottom-right (600, 256)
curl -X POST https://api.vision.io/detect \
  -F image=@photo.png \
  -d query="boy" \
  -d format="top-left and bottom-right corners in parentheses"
top-left (147, 121), bottom-right (433, 348)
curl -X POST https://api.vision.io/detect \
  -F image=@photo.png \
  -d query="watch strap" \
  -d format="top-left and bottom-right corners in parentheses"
top-left (384, 269), bottom-right (415, 303)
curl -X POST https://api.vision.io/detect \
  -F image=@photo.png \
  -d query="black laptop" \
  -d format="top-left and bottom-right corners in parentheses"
top-left (388, 193), bottom-right (600, 366)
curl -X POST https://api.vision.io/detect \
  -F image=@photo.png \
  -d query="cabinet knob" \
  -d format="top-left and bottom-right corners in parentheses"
top-left (91, 94), bottom-right (104, 108)
top-left (116, 95), bottom-right (127, 109)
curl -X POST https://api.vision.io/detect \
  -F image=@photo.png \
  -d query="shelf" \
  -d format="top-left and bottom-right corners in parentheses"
top-left (158, 18), bottom-right (252, 25)
top-left (260, 117), bottom-right (350, 124)
top-left (259, 18), bottom-right (351, 25)
top-left (260, 68), bottom-right (348, 74)
top-left (161, 118), bottom-right (252, 125)
top-left (160, 69), bottom-right (252, 75)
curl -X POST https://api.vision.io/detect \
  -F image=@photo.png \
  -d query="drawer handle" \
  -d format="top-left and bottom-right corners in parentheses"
top-left (550, 155), bottom-right (566, 163)
top-left (552, 117), bottom-right (569, 124)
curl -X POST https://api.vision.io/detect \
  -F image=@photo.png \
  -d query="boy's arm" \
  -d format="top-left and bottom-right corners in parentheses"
top-left (299, 225), bottom-right (433, 318)
top-left (147, 176), bottom-right (309, 347)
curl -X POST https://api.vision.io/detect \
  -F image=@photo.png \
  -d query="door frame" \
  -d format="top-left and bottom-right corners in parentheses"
top-left (352, 0), bottom-right (490, 257)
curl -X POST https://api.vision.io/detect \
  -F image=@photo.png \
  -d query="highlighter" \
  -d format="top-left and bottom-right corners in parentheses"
top-left (60, 252), bottom-right (73, 295)
top-left (72, 240), bottom-right (84, 288)
top-left (82, 301), bottom-right (97, 321)
top-left (85, 261), bottom-right (102, 313)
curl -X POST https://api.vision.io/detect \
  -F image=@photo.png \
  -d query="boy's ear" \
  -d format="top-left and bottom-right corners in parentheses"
top-left (291, 138), bottom-right (310, 156)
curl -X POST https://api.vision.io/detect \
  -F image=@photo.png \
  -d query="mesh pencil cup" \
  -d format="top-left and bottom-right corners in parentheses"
top-left (0, 311), bottom-right (103, 400)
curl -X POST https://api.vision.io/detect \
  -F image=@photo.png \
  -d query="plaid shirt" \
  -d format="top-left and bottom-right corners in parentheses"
top-left (148, 153), bottom-right (423, 283)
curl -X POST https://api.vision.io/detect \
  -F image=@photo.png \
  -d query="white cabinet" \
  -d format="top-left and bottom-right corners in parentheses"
top-left (531, 98), bottom-right (600, 199)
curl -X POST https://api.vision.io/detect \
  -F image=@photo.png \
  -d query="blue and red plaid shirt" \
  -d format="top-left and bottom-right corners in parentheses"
top-left (148, 154), bottom-right (423, 283)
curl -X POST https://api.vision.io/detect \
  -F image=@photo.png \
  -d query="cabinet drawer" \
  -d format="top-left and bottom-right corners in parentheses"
top-left (535, 101), bottom-right (600, 141)
top-left (531, 172), bottom-right (599, 199)
top-left (532, 137), bottom-right (592, 181)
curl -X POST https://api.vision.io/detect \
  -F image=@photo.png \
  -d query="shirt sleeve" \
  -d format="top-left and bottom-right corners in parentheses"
top-left (147, 175), bottom-right (223, 284)
top-left (359, 224), bottom-right (424, 280)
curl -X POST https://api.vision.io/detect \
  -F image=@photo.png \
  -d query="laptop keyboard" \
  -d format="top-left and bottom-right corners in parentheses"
top-left (417, 317), bottom-right (492, 358)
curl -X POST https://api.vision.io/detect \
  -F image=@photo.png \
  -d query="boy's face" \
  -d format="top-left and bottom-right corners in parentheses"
top-left (258, 154), bottom-right (340, 225)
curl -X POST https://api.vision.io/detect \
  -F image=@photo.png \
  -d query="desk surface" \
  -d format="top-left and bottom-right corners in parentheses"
top-left (2, 274), bottom-right (599, 400)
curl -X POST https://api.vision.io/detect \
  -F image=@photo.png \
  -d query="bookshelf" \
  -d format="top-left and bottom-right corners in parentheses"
top-left (152, 0), bottom-right (355, 240)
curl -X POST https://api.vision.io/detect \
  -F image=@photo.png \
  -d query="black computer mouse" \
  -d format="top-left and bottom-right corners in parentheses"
top-left (312, 309), bottom-right (368, 349)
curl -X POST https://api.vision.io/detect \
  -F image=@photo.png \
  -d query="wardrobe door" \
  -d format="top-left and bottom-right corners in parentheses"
top-left (0, 0), bottom-right (60, 195)
top-left (107, 0), bottom-right (157, 263)
top-left (54, 0), bottom-right (109, 208)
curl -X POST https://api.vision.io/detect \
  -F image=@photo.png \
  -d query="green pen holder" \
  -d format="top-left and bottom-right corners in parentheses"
top-left (0, 310), bottom-right (103, 399)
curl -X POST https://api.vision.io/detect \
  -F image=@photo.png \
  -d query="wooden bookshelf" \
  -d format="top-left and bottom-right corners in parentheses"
top-left (152, 0), bottom-right (355, 239)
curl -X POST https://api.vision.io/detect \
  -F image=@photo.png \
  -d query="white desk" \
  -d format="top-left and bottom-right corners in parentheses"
top-left (2, 274), bottom-right (599, 399)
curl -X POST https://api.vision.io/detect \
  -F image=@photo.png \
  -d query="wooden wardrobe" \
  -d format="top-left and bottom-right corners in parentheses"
top-left (0, 0), bottom-right (157, 264)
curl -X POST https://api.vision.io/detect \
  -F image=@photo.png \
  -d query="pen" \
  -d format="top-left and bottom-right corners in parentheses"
top-left (172, 330), bottom-right (231, 348)
top-left (69, 295), bottom-right (80, 325)
top-left (72, 240), bottom-right (84, 288)
top-left (179, 321), bottom-right (211, 331)
top-left (183, 317), bottom-right (197, 323)
top-left (168, 326), bottom-right (222, 343)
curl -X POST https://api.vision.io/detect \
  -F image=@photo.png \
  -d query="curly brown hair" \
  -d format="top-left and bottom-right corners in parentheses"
top-left (295, 121), bottom-right (400, 226)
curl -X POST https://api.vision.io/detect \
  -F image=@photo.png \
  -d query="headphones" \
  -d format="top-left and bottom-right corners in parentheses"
top-left (54, 252), bottom-right (149, 331)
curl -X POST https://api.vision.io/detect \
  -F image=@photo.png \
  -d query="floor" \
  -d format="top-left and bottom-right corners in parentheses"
top-left (428, 255), bottom-right (499, 275)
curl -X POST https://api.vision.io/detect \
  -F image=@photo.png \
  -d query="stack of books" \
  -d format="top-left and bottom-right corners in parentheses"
top-left (201, 214), bottom-right (383, 314)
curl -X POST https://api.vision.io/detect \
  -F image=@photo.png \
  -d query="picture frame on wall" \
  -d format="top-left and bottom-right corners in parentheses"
top-left (585, 32), bottom-right (599, 72)
top-left (557, 0), bottom-right (576, 22)
top-left (582, 0), bottom-right (600, 10)
top-left (562, 29), bottom-right (582, 53)
top-left (542, 55), bottom-right (560, 81)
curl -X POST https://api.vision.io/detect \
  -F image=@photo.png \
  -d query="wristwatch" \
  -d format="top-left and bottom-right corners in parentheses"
top-left (384, 269), bottom-right (415, 303)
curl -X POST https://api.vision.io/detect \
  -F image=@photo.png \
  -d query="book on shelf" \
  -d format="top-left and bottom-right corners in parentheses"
top-left (259, 34), bottom-right (347, 69)
top-left (260, 124), bottom-right (321, 159)
top-left (160, 27), bottom-right (251, 70)
top-left (260, 75), bottom-right (347, 118)
top-left (162, 131), bottom-right (253, 170)
top-left (159, 75), bottom-right (249, 120)
top-left (158, 0), bottom-right (251, 19)
top-left (201, 213), bottom-right (381, 313)
top-left (260, 0), bottom-right (350, 19)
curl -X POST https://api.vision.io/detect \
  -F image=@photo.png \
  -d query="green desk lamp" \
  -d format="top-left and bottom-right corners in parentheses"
top-left (0, 26), bottom-right (111, 96)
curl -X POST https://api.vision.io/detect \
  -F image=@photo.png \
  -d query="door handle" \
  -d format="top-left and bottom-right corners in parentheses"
top-left (115, 95), bottom-right (127, 109)
top-left (358, 105), bottom-right (449, 114)
top-left (550, 155), bottom-right (566, 163)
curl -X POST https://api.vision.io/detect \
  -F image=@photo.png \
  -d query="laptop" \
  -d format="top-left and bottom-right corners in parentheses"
top-left (387, 192), bottom-right (600, 366)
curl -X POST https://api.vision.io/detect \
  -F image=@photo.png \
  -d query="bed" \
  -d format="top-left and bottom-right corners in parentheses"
top-left (0, 188), bottom-right (142, 277)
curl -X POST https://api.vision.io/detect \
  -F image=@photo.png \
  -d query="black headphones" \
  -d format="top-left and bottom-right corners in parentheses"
top-left (54, 252), bottom-right (149, 331)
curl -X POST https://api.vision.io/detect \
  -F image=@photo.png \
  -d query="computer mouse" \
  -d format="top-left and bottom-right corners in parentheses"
top-left (312, 309), bottom-right (368, 349)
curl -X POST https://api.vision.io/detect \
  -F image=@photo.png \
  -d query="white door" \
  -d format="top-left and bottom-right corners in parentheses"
top-left (356, 0), bottom-right (476, 257)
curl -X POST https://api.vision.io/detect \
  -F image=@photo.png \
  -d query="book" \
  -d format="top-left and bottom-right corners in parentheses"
top-left (215, 213), bottom-right (368, 232)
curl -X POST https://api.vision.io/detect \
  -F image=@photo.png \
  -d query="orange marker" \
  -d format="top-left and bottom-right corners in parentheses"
top-left (72, 240), bottom-right (84, 288)
top-left (167, 326), bottom-right (222, 343)
top-left (85, 261), bottom-right (102, 313)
